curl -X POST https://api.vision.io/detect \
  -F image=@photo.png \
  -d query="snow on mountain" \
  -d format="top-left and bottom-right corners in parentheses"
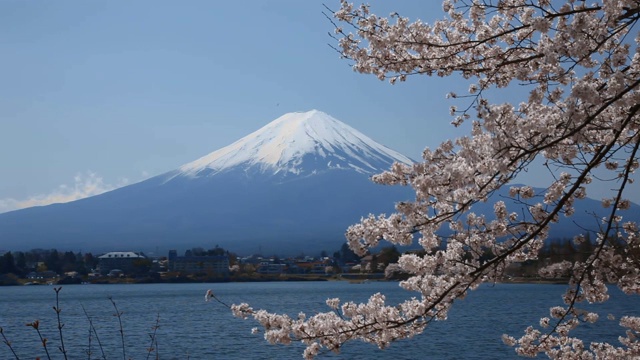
top-left (1, 109), bottom-right (637, 255)
top-left (0, 110), bottom-right (418, 255)
top-left (177, 110), bottom-right (413, 177)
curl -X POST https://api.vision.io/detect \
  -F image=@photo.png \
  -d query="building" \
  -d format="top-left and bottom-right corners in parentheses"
top-left (168, 250), bottom-right (230, 276)
top-left (98, 251), bottom-right (146, 275)
top-left (256, 262), bottom-right (287, 274)
top-left (26, 271), bottom-right (59, 280)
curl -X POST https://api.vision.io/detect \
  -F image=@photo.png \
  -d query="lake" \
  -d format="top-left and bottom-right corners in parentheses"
top-left (0, 281), bottom-right (637, 359)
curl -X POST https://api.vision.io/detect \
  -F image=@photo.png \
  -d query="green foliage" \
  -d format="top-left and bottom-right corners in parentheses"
top-left (336, 243), bottom-right (360, 263)
top-left (0, 252), bottom-right (16, 274)
top-left (0, 249), bottom-right (97, 278)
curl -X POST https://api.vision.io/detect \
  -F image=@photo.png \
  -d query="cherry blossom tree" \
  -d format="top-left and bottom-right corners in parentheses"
top-left (229, 1), bottom-right (640, 358)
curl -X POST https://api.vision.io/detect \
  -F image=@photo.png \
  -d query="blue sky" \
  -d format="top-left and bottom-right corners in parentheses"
top-left (0, 1), bottom-right (633, 213)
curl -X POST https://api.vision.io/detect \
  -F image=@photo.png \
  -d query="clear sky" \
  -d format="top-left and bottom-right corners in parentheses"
top-left (0, 1), bottom-right (634, 213)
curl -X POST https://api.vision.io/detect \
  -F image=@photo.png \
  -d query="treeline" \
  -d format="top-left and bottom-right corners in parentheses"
top-left (0, 249), bottom-right (99, 277)
top-left (509, 236), bottom-right (599, 278)
top-left (0, 237), bottom-right (599, 280)
top-left (184, 246), bottom-right (228, 257)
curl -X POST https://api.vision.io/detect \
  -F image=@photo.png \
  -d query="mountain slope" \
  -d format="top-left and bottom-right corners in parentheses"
top-left (1, 110), bottom-right (638, 256)
top-left (0, 110), bottom-right (414, 255)
top-left (175, 109), bottom-right (412, 178)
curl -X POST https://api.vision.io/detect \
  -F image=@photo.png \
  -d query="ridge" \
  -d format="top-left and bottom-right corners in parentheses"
top-left (177, 110), bottom-right (412, 178)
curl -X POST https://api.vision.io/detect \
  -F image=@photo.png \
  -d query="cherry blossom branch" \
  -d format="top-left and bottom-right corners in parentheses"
top-left (53, 287), bottom-right (68, 360)
top-left (228, 1), bottom-right (640, 357)
top-left (0, 327), bottom-right (20, 360)
top-left (81, 304), bottom-right (107, 360)
top-left (108, 296), bottom-right (126, 360)
top-left (26, 320), bottom-right (52, 360)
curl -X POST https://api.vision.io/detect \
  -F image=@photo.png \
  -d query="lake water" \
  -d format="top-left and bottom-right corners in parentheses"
top-left (0, 281), bottom-right (638, 359)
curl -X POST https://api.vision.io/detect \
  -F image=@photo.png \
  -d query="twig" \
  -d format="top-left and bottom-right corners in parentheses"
top-left (145, 314), bottom-right (160, 360)
top-left (53, 287), bottom-right (68, 360)
top-left (108, 296), bottom-right (126, 360)
top-left (155, 329), bottom-right (159, 360)
top-left (26, 320), bottom-right (52, 360)
top-left (81, 305), bottom-right (107, 360)
top-left (0, 327), bottom-right (20, 360)
top-left (85, 318), bottom-right (92, 360)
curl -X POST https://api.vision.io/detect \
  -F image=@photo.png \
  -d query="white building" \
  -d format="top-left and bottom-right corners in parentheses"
top-left (98, 251), bottom-right (146, 275)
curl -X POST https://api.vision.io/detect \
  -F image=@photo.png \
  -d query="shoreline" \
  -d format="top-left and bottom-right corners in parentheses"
top-left (4, 274), bottom-right (571, 286)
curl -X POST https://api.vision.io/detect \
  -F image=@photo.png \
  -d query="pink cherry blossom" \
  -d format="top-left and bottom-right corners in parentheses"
top-left (230, 1), bottom-right (640, 358)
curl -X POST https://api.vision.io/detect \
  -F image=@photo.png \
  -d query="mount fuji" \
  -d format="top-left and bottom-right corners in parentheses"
top-left (0, 110), bottom-right (414, 255)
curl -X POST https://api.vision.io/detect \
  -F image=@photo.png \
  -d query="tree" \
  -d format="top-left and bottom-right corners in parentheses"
top-left (375, 246), bottom-right (401, 269)
top-left (229, 1), bottom-right (640, 359)
top-left (191, 247), bottom-right (206, 256)
top-left (336, 242), bottom-right (360, 264)
top-left (131, 258), bottom-right (153, 276)
top-left (83, 252), bottom-right (98, 273)
top-left (14, 251), bottom-right (27, 276)
top-left (61, 251), bottom-right (77, 273)
top-left (207, 245), bottom-right (226, 256)
top-left (0, 252), bottom-right (16, 275)
top-left (45, 249), bottom-right (62, 274)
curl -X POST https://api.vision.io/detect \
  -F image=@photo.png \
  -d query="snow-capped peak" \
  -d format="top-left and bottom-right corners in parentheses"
top-left (178, 110), bottom-right (413, 177)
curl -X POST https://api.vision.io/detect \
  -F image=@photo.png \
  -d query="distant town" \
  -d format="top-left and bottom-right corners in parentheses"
top-left (0, 237), bottom-right (598, 286)
top-left (0, 243), bottom-right (381, 286)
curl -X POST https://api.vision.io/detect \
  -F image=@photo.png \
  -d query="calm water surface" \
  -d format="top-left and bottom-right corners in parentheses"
top-left (0, 281), bottom-right (637, 359)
